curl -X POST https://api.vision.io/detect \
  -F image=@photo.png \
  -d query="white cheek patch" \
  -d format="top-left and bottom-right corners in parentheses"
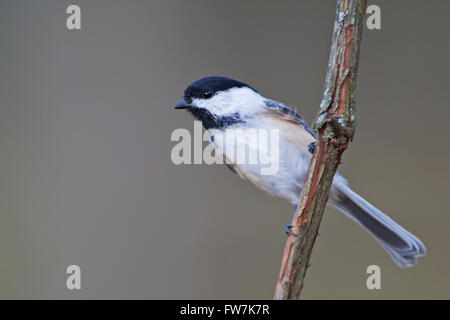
top-left (192, 87), bottom-right (265, 117)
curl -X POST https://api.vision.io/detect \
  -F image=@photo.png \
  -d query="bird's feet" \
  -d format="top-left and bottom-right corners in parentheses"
top-left (284, 224), bottom-right (321, 237)
top-left (284, 223), bottom-right (297, 236)
top-left (308, 142), bottom-right (317, 154)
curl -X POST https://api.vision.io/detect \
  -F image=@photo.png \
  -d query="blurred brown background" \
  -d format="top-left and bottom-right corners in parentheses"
top-left (0, 0), bottom-right (449, 299)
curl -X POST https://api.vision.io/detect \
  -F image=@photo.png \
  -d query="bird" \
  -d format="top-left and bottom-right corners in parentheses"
top-left (173, 76), bottom-right (426, 268)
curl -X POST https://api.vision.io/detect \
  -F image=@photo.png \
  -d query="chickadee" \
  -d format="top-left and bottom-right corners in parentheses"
top-left (174, 76), bottom-right (426, 268)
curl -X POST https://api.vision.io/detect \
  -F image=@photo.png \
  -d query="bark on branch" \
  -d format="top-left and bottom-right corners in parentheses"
top-left (274, 0), bottom-right (367, 300)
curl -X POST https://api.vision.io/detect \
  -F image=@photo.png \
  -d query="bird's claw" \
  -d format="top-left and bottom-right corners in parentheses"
top-left (308, 142), bottom-right (317, 154)
top-left (284, 223), bottom-right (297, 236)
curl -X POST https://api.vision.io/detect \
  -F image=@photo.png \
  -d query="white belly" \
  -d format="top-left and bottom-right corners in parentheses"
top-left (206, 120), bottom-right (348, 205)
top-left (206, 123), bottom-right (311, 204)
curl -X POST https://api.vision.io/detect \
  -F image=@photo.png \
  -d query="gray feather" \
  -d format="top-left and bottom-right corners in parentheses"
top-left (333, 185), bottom-right (426, 268)
top-left (264, 99), bottom-right (316, 138)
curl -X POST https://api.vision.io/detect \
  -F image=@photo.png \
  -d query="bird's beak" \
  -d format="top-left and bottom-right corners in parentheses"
top-left (173, 99), bottom-right (192, 110)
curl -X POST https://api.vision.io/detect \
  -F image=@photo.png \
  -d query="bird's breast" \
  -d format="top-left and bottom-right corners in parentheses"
top-left (206, 117), bottom-right (314, 204)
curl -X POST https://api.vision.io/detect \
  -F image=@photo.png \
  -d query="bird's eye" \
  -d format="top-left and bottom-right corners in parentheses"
top-left (202, 91), bottom-right (213, 99)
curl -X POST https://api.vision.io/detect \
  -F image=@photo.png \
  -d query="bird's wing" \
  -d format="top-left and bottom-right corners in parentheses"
top-left (258, 99), bottom-right (316, 153)
top-left (264, 99), bottom-right (316, 138)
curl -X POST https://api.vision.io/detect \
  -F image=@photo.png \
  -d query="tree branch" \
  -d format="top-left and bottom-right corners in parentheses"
top-left (274, 0), bottom-right (367, 300)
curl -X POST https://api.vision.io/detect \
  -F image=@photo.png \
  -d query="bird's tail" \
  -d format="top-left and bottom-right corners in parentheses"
top-left (333, 185), bottom-right (426, 268)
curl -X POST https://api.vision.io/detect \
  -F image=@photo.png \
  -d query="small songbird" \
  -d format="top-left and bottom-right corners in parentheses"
top-left (173, 76), bottom-right (426, 268)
